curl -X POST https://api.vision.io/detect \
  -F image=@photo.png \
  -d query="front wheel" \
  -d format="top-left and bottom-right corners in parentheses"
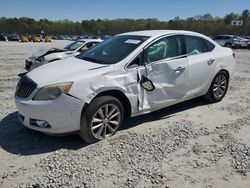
top-left (203, 71), bottom-right (229, 102)
top-left (79, 96), bottom-right (124, 143)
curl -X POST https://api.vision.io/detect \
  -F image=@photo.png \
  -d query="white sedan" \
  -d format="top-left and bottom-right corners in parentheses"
top-left (25, 39), bottom-right (103, 71)
top-left (15, 30), bottom-right (236, 143)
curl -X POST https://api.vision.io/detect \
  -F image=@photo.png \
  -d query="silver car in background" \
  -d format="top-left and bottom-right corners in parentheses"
top-left (212, 35), bottom-right (240, 48)
top-left (25, 39), bottom-right (103, 71)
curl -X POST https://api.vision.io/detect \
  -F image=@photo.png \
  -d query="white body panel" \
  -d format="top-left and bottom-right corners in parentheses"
top-left (15, 30), bottom-right (236, 135)
top-left (25, 39), bottom-right (103, 71)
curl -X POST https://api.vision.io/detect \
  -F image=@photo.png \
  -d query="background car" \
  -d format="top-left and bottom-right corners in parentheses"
top-left (44, 36), bottom-right (52, 42)
top-left (25, 38), bottom-right (103, 71)
top-left (0, 34), bottom-right (8, 41)
top-left (15, 30), bottom-right (236, 143)
top-left (235, 36), bottom-right (248, 48)
top-left (33, 35), bottom-right (42, 42)
top-left (100, 35), bottom-right (112, 40)
top-left (212, 35), bottom-right (240, 48)
top-left (20, 35), bottom-right (29, 42)
top-left (241, 36), bottom-right (250, 48)
top-left (6, 34), bottom-right (20, 41)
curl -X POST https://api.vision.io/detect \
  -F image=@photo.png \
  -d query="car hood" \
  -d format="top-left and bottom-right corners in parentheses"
top-left (28, 47), bottom-right (69, 60)
top-left (27, 57), bottom-right (110, 87)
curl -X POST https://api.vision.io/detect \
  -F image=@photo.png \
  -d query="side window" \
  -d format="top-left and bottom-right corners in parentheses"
top-left (185, 36), bottom-right (208, 56)
top-left (146, 35), bottom-right (182, 63)
top-left (127, 52), bottom-right (143, 69)
top-left (203, 39), bottom-right (215, 52)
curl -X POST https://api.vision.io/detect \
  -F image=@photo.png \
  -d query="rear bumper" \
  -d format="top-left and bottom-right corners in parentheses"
top-left (15, 94), bottom-right (85, 134)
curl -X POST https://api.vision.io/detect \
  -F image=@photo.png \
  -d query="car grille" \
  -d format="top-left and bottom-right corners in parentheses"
top-left (16, 76), bottom-right (37, 98)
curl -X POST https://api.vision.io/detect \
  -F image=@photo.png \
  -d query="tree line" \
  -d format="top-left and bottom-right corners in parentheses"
top-left (0, 9), bottom-right (249, 36)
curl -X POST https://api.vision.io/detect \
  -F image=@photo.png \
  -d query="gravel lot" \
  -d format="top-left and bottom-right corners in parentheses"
top-left (0, 41), bottom-right (250, 188)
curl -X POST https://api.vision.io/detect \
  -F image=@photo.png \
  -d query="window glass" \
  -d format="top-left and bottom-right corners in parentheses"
top-left (77, 35), bottom-right (149, 64)
top-left (64, 41), bottom-right (85, 51)
top-left (146, 35), bottom-right (182, 63)
top-left (203, 39), bottom-right (215, 51)
top-left (185, 36), bottom-right (208, 56)
top-left (127, 52), bottom-right (143, 69)
top-left (79, 42), bottom-right (99, 52)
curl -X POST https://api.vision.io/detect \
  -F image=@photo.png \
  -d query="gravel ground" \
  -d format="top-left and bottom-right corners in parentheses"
top-left (0, 41), bottom-right (250, 188)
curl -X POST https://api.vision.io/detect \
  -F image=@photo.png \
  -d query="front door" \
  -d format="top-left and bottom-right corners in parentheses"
top-left (138, 35), bottom-right (188, 111)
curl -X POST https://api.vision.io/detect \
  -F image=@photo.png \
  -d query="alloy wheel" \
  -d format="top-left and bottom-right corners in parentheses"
top-left (90, 104), bottom-right (121, 140)
top-left (213, 74), bottom-right (227, 99)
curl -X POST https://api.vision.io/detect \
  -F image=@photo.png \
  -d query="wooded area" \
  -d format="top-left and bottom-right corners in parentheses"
top-left (0, 9), bottom-right (249, 36)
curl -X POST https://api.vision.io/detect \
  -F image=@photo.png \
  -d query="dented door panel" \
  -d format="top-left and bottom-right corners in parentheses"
top-left (137, 57), bottom-right (188, 111)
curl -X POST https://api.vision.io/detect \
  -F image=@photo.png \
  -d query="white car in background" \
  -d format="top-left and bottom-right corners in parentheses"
top-left (212, 35), bottom-right (241, 48)
top-left (25, 39), bottom-right (103, 71)
top-left (15, 30), bottom-right (236, 143)
top-left (235, 37), bottom-right (249, 48)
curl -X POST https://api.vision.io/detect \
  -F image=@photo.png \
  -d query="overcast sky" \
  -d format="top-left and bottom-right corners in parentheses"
top-left (0, 0), bottom-right (249, 21)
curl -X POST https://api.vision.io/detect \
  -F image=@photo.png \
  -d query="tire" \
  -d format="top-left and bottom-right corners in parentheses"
top-left (79, 96), bottom-right (124, 143)
top-left (224, 43), bottom-right (232, 48)
top-left (203, 70), bottom-right (229, 102)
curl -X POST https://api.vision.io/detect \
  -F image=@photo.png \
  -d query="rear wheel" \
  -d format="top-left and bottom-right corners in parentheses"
top-left (79, 96), bottom-right (124, 143)
top-left (203, 71), bottom-right (229, 102)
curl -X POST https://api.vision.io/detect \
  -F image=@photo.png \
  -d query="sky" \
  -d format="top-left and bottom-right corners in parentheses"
top-left (0, 0), bottom-right (249, 21)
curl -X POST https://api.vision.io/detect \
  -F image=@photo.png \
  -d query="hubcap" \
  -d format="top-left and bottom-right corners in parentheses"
top-left (213, 74), bottom-right (227, 99)
top-left (91, 104), bottom-right (121, 140)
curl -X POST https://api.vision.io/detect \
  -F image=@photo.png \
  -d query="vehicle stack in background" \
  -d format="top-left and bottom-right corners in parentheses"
top-left (212, 35), bottom-right (250, 49)
top-left (0, 34), bottom-right (112, 43)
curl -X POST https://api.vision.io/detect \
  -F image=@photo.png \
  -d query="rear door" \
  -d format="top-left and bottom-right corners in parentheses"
top-left (185, 35), bottom-right (217, 97)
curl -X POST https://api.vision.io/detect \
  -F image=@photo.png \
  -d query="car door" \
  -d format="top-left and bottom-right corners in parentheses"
top-left (185, 35), bottom-right (217, 97)
top-left (138, 35), bottom-right (188, 111)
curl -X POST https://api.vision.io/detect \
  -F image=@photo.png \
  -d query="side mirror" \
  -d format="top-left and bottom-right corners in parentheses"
top-left (140, 76), bottom-right (155, 91)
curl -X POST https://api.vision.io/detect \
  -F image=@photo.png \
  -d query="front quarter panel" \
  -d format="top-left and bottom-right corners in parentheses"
top-left (68, 68), bottom-right (139, 115)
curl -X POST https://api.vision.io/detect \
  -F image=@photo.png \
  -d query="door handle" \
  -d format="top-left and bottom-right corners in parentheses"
top-left (207, 58), bottom-right (215, 65)
top-left (174, 67), bottom-right (186, 72)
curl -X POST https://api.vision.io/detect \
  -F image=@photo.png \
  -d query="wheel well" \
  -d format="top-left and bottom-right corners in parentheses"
top-left (93, 90), bottom-right (132, 118)
top-left (220, 69), bottom-right (229, 80)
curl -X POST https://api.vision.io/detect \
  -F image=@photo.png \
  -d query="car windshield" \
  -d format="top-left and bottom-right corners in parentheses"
top-left (64, 41), bottom-right (85, 51)
top-left (77, 35), bottom-right (149, 64)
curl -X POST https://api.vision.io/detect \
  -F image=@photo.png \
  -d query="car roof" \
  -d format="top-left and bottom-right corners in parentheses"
top-left (76, 38), bottom-right (103, 42)
top-left (118, 30), bottom-right (206, 37)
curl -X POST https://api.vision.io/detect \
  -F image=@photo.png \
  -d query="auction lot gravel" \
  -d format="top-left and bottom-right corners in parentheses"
top-left (0, 41), bottom-right (250, 188)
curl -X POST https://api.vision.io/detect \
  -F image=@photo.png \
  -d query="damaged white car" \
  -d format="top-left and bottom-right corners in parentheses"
top-left (25, 39), bottom-right (103, 71)
top-left (15, 30), bottom-right (236, 143)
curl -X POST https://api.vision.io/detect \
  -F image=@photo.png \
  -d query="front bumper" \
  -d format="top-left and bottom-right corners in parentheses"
top-left (15, 94), bottom-right (85, 134)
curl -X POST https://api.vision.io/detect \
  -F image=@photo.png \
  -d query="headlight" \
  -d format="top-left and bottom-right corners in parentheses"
top-left (33, 82), bottom-right (73, 101)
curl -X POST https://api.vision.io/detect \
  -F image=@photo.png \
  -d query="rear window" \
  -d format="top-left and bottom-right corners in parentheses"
top-left (203, 39), bottom-right (215, 51)
top-left (64, 41), bottom-right (85, 51)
